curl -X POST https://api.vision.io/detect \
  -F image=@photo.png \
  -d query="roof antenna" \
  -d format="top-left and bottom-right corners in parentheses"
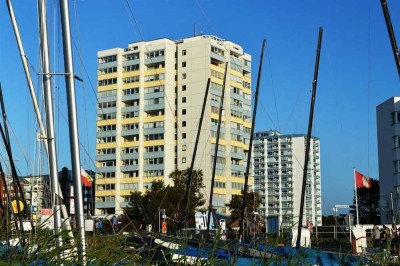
top-left (194, 23), bottom-right (197, 36)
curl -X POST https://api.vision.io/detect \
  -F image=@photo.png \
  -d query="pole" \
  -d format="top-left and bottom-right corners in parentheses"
top-left (354, 168), bottom-right (360, 226)
top-left (207, 63), bottom-right (228, 234)
top-left (6, 0), bottom-right (74, 239)
top-left (391, 192), bottom-right (395, 224)
top-left (239, 39), bottom-right (266, 242)
top-left (59, 0), bottom-right (87, 262)
top-left (38, 0), bottom-right (63, 249)
top-left (334, 207), bottom-right (337, 240)
top-left (296, 27), bottom-right (323, 249)
top-left (380, 0), bottom-right (400, 78)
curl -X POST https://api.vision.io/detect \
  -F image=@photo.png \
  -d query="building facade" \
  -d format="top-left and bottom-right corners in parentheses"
top-left (96, 35), bottom-right (252, 215)
top-left (253, 130), bottom-right (322, 229)
top-left (377, 97), bottom-right (400, 224)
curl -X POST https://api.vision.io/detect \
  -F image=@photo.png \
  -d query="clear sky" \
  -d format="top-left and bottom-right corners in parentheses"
top-left (0, 0), bottom-right (399, 216)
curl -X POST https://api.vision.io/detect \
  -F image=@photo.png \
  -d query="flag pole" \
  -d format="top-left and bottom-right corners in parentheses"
top-left (354, 167), bottom-right (360, 225)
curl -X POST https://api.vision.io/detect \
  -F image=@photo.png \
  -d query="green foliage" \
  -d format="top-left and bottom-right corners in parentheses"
top-left (350, 178), bottom-right (380, 225)
top-left (225, 190), bottom-right (260, 221)
top-left (124, 168), bottom-right (205, 230)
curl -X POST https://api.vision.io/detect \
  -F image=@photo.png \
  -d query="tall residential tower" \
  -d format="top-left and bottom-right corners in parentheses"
top-left (253, 130), bottom-right (322, 229)
top-left (95, 35), bottom-right (252, 215)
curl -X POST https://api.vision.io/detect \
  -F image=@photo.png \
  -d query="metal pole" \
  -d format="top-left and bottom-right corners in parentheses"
top-left (334, 207), bottom-right (337, 240)
top-left (38, 0), bottom-right (63, 249)
top-left (297, 27), bottom-right (323, 249)
top-left (59, 0), bottom-right (87, 262)
top-left (7, 0), bottom-right (75, 243)
top-left (207, 63), bottom-right (228, 234)
top-left (239, 39), bottom-right (266, 242)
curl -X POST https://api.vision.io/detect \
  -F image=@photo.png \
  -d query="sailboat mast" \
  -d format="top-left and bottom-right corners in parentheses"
top-left (59, 0), bottom-right (87, 261)
top-left (38, 0), bottom-right (63, 249)
top-left (381, 0), bottom-right (400, 78)
top-left (182, 78), bottom-right (211, 228)
top-left (296, 27), bottom-right (323, 248)
top-left (239, 39), bottom-right (266, 243)
top-left (207, 63), bottom-right (228, 233)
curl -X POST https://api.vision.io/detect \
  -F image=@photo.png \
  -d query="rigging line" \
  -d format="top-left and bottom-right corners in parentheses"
top-left (265, 43), bottom-right (280, 131)
top-left (124, 0), bottom-right (145, 41)
top-left (72, 0), bottom-right (91, 167)
top-left (367, 4), bottom-right (371, 177)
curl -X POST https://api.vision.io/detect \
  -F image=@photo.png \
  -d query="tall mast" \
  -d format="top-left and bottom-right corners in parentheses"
top-left (182, 78), bottom-right (211, 228)
top-left (239, 39), bottom-right (266, 243)
top-left (381, 0), bottom-right (400, 78)
top-left (207, 63), bottom-right (228, 233)
top-left (38, 0), bottom-right (63, 249)
top-left (296, 27), bottom-right (323, 248)
top-left (6, 0), bottom-right (74, 239)
top-left (59, 0), bottom-right (87, 261)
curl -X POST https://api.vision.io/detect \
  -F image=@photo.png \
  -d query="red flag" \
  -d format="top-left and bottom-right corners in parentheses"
top-left (81, 167), bottom-right (93, 187)
top-left (355, 170), bottom-right (371, 189)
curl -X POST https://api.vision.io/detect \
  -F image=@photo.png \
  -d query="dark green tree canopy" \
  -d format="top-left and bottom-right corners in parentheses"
top-left (124, 168), bottom-right (205, 230)
top-left (349, 178), bottom-right (380, 225)
top-left (225, 190), bottom-right (260, 221)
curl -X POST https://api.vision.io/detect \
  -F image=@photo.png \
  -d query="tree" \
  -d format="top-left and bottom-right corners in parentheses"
top-left (349, 178), bottom-right (380, 225)
top-left (225, 190), bottom-right (260, 221)
top-left (124, 168), bottom-right (205, 230)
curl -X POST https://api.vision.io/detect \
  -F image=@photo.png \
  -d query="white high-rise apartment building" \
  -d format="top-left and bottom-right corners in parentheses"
top-left (253, 130), bottom-right (322, 229)
top-left (96, 35), bottom-right (252, 215)
top-left (377, 96), bottom-right (400, 224)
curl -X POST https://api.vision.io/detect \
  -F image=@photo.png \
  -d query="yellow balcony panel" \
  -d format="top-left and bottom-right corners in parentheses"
top-left (145, 80), bottom-right (165, 88)
top-left (243, 75), bottom-right (251, 83)
top-left (143, 177), bottom-right (164, 183)
top-left (122, 70), bottom-right (140, 78)
top-left (215, 176), bottom-right (227, 182)
top-left (210, 64), bottom-right (225, 73)
top-left (121, 178), bottom-right (139, 183)
top-left (230, 69), bottom-right (243, 78)
top-left (120, 191), bottom-right (137, 196)
top-left (95, 178), bottom-right (116, 185)
top-left (97, 119), bottom-right (117, 127)
top-left (210, 76), bottom-right (223, 85)
top-left (231, 177), bottom-right (245, 183)
top-left (120, 141), bottom-right (139, 148)
top-left (96, 191), bottom-right (115, 197)
top-left (229, 80), bottom-right (243, 89)
top-left (144, 140), bottom-right (165, 146)
top-left (210, 113), bottom-right (226, 121)
top-left (231, 189), bottom-right (242, 195)
top-left (121, 117), bottom-right (140, 124)
top-left (122, 82), bottom-right (140, 89)
top-left (96, 143), bottom-right (117, 150)
top-left (144, 115), bottom-right (165, 123)
top-left (214, 188), bottom-right (226, 194)
top-left (210, 138), bottom-right (226, 145)
top-left (243, 121), bottom-right (252, 128)
top-left (230, 116), bottom-right (244, 124)
top-left (243, 87), bottom-right (251, 95)
top-left (98, 84), bottom-right (117, 92)
top-left (144, 68), bottom-right (165, 75)
top-left (98, 73), bottom-right (118, 79)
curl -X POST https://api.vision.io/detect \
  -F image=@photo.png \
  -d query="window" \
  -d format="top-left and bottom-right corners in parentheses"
top-left (182, 73), bottom-right (186, 79)
top-left (394, 136), bottom-right (400, 149)
top-left (182, 157), bottom-right (186, 163)
top-left (182, 109), bottom-right (186, 115)
top-left (182, 121), bottom-right (186, 127)
top-left (182, 145), bottom-right (187, 151)
top-left (393, 112), bottom-right (400, 124)
top-left (395, 160), bottom-right (400, 173)
top-left (182, 85), bottom-right (186, 91)
top-left (182, 62), bottom-right (186, 67)
top-left (182, 50), bottom-right (186, 56)
top-left (182, 97), bottom-right (186, 103)
top-left (182, 133), bottom-right (186, 139)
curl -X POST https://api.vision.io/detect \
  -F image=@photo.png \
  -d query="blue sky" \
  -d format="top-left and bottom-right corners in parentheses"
top-left (0, 0), bottom-right (399, 216)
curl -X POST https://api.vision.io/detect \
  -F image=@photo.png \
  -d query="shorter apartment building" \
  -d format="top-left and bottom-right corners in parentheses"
top-left (253, 130), bottom-right (322, 229)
